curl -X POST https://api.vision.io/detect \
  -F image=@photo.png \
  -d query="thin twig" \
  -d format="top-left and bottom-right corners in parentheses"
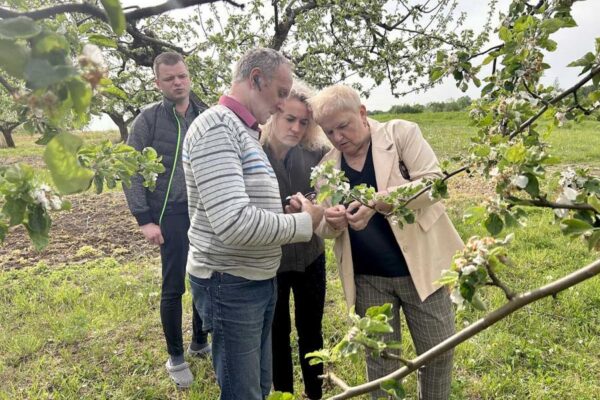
top-left (326, 372), bottom-right (350, 392)
top-left (402, 165), bottom-right (470, 209)
top-left (380, 350), bottom-right (412, 366)
top-left (486, 264), bottom-right (516, 300)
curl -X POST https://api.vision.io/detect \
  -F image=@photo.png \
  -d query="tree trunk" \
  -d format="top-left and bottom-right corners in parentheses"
top-left (1, 128), bottom-right (16, 148)
top-left (107, 112), bottom-right (129, 143)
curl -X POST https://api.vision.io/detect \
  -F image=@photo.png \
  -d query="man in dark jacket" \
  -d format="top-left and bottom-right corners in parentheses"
top-left (123, 52), bottom-right (209, 389)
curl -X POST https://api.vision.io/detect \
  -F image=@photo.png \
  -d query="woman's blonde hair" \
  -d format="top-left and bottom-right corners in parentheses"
top-left (307, 84), bottom-right (362, 124)
top-left (260, 80), bottom-right (329, 151)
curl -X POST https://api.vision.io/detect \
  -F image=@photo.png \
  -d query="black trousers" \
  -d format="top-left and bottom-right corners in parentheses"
top-left (272, 254), bottom-right (326, 399)
top-left (159, 213), bottom-right (207, 357)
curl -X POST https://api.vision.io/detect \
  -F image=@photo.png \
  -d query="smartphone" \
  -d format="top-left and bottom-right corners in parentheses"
top-left (284, 191), bottom-right (317, 205)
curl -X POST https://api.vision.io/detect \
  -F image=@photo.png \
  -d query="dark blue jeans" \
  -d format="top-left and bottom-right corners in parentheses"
top-left (190, 272), bottom-right (277, 400)
top-left (159, 213), bottom-right (206, 357)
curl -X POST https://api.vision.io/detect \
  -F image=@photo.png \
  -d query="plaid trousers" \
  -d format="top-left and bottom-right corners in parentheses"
top-left (354, 275), bottom-right (455, 400)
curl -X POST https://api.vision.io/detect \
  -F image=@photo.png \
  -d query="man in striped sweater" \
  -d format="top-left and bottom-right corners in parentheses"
top-left (182, 48), bottom-right (324, 400)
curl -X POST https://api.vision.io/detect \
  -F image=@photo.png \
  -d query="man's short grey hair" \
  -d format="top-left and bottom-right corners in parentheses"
top-left (232, 48), bottom-right (292, 83)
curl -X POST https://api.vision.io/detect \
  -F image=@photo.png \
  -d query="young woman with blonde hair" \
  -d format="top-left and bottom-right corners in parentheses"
top-left (261, 80), bottom-right (329, 399)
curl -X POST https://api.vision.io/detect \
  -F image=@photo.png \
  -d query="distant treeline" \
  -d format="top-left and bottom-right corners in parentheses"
top-left (369, 96), bottom-right (472, 115)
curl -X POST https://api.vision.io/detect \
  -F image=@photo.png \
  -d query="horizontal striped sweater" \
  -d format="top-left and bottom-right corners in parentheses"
top-left (182, 105), bottom-right (313, 280)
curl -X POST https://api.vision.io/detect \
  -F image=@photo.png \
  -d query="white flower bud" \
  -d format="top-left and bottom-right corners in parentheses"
top-left (462, 265), bottom-right (478, 275)
top-left (511, 175), bottom-right (529, 189)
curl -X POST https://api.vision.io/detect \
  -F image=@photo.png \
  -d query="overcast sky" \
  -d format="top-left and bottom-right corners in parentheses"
top-left (88, 0), bottom-right (600, 130)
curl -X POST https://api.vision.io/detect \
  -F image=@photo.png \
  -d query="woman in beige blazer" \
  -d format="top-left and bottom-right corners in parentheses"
top-left (307, 85), bottom-right (464, 400)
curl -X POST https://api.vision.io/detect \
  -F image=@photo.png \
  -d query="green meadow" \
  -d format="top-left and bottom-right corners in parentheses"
top-left (1, 112), bottom-right (598, 399)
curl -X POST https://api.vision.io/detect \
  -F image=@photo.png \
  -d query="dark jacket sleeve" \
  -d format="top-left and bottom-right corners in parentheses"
top-left (123, 112), bottom-right (154, 226)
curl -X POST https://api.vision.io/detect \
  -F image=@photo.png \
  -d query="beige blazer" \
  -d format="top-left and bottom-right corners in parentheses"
top-left (316, 118), bottom-right (464, 308)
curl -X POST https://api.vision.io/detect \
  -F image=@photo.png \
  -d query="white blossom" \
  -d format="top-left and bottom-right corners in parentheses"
top-left (511, 174), bottom-right (529, 189)
top-left (462, 265), bottom-right (478, 275)
top-left (450, 288), bottom-right (465, 309)
top-left (559, 168), bottom-right (577, 187)
top-left (473, 254), bottom-right (486, 266)
top-left (31, 188), bottom-right (50, 210)
top-left (49, 196), bottom-right (63, 211)
top-left (563, 187), bottom-right (578, 202)
top-left (555, 111), bottom-right (567, 127)
top-left (82, 44), bottom-right (106, 67)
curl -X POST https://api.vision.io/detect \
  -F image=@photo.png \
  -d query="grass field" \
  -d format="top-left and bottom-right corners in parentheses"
top-left (1, 112), bottom-right (599, 399)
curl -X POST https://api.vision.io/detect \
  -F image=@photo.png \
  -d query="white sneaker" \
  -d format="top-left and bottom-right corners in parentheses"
top-left (165, 359), bottom-right (194, 389)
top-left (187, 342), bottom-right (212, 358)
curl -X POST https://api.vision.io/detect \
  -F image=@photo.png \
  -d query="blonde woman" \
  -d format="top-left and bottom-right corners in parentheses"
top-left (305, 85), bottom-right (464, 400)
top-left (261, 81), bottom-right (329, 399)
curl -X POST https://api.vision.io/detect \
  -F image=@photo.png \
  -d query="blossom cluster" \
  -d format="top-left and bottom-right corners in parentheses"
top-left (30, 184), bottom-right (63, 211)
top-left (440, 234), bottom-right (513, 310)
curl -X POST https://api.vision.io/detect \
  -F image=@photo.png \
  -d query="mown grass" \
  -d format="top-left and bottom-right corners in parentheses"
top-left (1, 114), bottom-right (599, 399)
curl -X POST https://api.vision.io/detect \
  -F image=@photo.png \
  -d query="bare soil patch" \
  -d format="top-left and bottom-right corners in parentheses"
top-left (0, 191), bottom-right (158, 271)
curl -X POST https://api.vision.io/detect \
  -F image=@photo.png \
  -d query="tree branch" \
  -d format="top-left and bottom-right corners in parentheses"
top-left (326, 258), bottom-right (600, 399)
top-left (0, 0), bottom-right (244, 24)
top-left (0, 75), bottom-right (17, 95)
top-left (509, 64), bottom-right (600, 139)
top-left (507, 196), bottom-right (598, 212)
top-left (269, 0), bottom-right (318, 50)
top-left (0, 3), bottom-right (107, 21)
top-left (124, 0), bottom-right (243, 22)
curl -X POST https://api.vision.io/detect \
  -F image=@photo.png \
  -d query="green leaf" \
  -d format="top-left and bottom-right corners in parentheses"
top-left (498, 26), bottom-right (511, 41)
top-left (380, 379), bottom-right (406, 399)
top-left (43, 132), bottom-right (94, 194)
top-left (67, 78), bottom-right (92, 115)
top-left (429, 68), bottom-right (444, 82)
top-left (266, 392), bottom-right (294, 400)
top-left (365, 303), bottom-right (393, 319)
top-left (101, 0), bottom-right (126, 35)
top-left (24, 205), bottom-right (51, 250)
top-left (560, 219), bottom-right (593, 236)
top-left (484, 213), bottom-right (504, 236)
top-left (587, 195), bottom-right (600, 213)
top-left (0, 39), bottom-right (30, 78)
top-left (505, 143), bottom-right (526, 164)
top-left (524, 174), bottom-right (539, 197)
top-left (33, 32), bottom-right (70, 56)
top-left (0, 17), bottom-right (41, 39)
top-left (470, 294), bottom-right (487, 311)
top-left (587, 230), bottom-right (600, 251)
top-left (24, 58), bottom-right (76, 89)
top-left (567, 52), bottom-right (595, 68)
top-left (101, 84), bottom-right (128, 100)
top-left (88, 34), bottom-right (118, 48)
top-left (436, 269), bottom-right (459, 286)
top-left (2, 199), bottom-right (27, 226)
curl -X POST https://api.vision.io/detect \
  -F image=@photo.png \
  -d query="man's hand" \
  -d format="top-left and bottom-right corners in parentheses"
top-left (346, 201), bottom-right (376, 231)
top-left (325, 204), bottom-right (348, 231)
top-left (140, 223), bottom-right (164, 245)
top-left (292, 192), bottom-right (324, 230)
top-left (285, 195), bottom-right (303, 214)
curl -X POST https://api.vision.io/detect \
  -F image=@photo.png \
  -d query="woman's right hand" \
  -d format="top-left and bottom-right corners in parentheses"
top-left (325, 204), bottom-right (348, 230)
